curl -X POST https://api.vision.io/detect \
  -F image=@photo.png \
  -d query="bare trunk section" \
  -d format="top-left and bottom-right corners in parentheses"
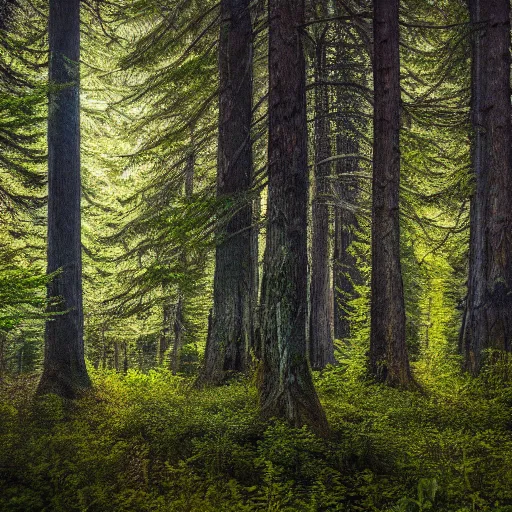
top-left (259, 0), bottom-right (328, 436)
top-left (310, 3), bottom-right (335, 370)
top-left (369, 0), bottom-right (413, 387)
top-left (333, 124), bottom-right (360, 341)
top-left (461, 0), bottom-right (512, 373)
top-left (331, 23), bottom-right (364, 343)
top-left (251, 194), bottom-right (261, 359)
top-left (37, 0), bottom-right (90, 398)
top-left (198, 0), bottom-right (255, 385)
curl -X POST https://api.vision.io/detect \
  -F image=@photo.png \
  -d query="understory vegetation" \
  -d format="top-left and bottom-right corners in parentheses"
top-left (3, 354), bottom-right (512, 512)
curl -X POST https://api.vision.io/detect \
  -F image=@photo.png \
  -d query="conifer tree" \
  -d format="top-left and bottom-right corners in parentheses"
top-left (199, 0), bottom-right (255, 385)
top-left (461, 0), bottom-right (512, 373)
top-left (309, 0), bottom-right (336, 370)
top-left (259, 0), bottom-right (328, 435)
top-left (368, 0), bottom-right (413, 387)
top-left (37, 0), bottom-right (90, 397)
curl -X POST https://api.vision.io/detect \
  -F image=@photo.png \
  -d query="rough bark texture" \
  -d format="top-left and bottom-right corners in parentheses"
top-left (309, 3), bottom-right (336, 370)
top-left (259, 0), bottom-right (329, 436)
top-left (37, 0), bottom-right (90, 398)
top-left (461, 0), bottom-right (512, 373)
top-left (369, 0), bottom-right (413, 387)
top-left (199, 0), bottom-right (255, 385)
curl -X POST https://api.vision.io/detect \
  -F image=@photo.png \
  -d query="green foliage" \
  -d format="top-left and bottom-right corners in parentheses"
top-left (0, 265), bottom-right (50, 331)
top-left (3, 364), bottom-right (512, 511)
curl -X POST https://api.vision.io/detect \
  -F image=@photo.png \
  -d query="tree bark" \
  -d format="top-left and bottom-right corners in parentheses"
top-left (333, 124), bottom-right (360, 341)
top-left (331, 19), bottom-right (364, 343)
top-left (37, 0), bottom-right (90, 398)
top-left (309, 1), bottom-right (336, 370)
top-left (461, 0), bottom-right (512, 373)
top-left (158, 299), bottom-right (171, 366)
top-left (368, 0), bottom-right (413, 387)
top-left (259, 0), bottom-right (329, 436)
top-left (198, 0), bottom-right (255, 385)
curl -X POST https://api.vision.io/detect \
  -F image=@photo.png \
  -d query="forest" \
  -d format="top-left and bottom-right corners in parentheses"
top-left (1, 0), bottom-right (512, 510)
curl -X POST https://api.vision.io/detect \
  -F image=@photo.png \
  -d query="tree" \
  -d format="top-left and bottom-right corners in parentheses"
top-left (198, 0), bottom-right (255, 385)
top-left (461, 0), bottom-right (512, 373)
top-left (309, 0), bottom-right (336, 370)
top-left (368, 0), bottom-right (413, 387)
top-left (37, 0), bottom-right (90, 397)
top-left (259, 0), bottom-right (328, 435)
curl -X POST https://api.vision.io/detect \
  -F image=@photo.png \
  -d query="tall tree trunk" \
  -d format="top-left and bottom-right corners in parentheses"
top-left (368, 0), bottom-right (412, 387)
top-left (37, 0), bottom-right (90, 398)
top-left (310, 3), bottom-right (336, 370)
top-left (114, 341), bottom-right (119, 371)
top-left (158, 300), bottom-right (171, 366)
top-left (123, 342), bottom-right (128, 373)
top-left (251, 194), bottom-right (261, 358)
top-left (461, 0), bottom-right (512, 373)
top-left (331, 20), bottom-right (364, 343)
top-left (259, 0), bottom-right (328, 436)
top-left (333, 122), bottom-right (360, 341)
top-left (171, 133), bottom-right (195, 375)
top-left (171, 295), bottom-right (183, 375)
top-left (198, 0), bottom-right (255, 385)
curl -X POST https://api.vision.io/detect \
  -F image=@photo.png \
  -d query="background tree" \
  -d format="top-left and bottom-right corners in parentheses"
top-left (368, 0), bottom-right (413, 387)
top-left (309, 0), bottom-right (336, 370)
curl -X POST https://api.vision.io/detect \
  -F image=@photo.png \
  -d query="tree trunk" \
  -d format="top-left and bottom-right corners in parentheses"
top-left (333, 125), bottom-right (360, 341)
top-left (461, 0), bottom-right (512, 373)
top-left (331, 21), bottom-right (364, 343)
top-left (170, 133), bottom-right (195, 375)
top-left (368, 0), bottom-right (413, 387)
top-left (114, 341), bottom-right (119, 371)
top-left (309, 3), bottom-right (336, 370)
top-left (171, 295), bottom-right (183, 375)
top-left (251, 194), bottom-right (261, 358)
top-left (259, 0), bottom-right (329, 436)
top-left (198, 0), bottom-right (255, 385)
top-left (123, 343), bottom-right (128, 373)
top-left (37, 0), bottom-right (90, 398)
top-left (158, 301), bottom-right (171, 366)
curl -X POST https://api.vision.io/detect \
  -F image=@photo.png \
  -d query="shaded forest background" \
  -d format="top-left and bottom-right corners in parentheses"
top-left (1, 0), bottom-right (512, 510)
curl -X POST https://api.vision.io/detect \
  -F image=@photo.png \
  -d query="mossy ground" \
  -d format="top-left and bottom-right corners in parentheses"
top-left (2, 355), bottom-right (512, 511)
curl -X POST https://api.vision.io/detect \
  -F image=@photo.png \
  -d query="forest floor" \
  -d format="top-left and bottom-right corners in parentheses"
top-left (2, 350), bottom-right (512, 511)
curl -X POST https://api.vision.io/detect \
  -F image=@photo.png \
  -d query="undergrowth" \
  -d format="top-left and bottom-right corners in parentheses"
top-left (2, 356), bottom-right (512, 511)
